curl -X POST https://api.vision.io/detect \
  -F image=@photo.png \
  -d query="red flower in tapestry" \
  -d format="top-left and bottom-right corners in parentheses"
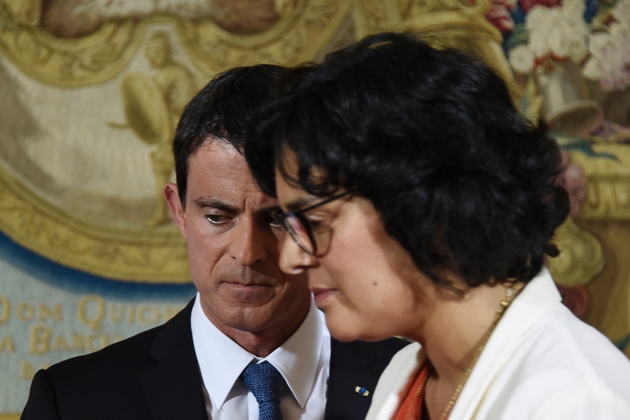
top-left (485, 0), bottom-right (518, 32)
top-left (520, 0), bottom-right (563, 12)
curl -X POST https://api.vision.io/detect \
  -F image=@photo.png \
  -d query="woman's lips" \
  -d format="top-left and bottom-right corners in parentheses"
top-left (312, 288), bottom-right (336, 306)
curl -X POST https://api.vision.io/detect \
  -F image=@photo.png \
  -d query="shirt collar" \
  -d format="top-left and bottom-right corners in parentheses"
top-left (191, 293), bottom-right (325, 410)
top-left (265, 296), bottom-right (325, 408)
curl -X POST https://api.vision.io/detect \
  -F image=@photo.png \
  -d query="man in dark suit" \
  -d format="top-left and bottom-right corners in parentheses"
top-left (21, 65), bottom-right (408, 420)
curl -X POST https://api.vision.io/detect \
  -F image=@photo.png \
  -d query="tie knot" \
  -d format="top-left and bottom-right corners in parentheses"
top-left (242, 361), bottom-right (283, 420)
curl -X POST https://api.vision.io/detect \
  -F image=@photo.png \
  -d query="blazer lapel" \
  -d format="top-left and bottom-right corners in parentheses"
top-left (449, 270), bottom-right (561, 420)
top-left (141, 299), bottom-right (208, 420)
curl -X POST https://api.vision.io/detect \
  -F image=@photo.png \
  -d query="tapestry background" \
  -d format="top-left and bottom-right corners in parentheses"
top-left (1, 0), bottom-right (629, 417)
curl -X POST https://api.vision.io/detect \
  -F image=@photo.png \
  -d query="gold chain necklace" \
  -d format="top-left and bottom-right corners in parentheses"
top-left (402, 282), bottom-right (524, 420)
top-left (437, 281), bottom-right (524, 420)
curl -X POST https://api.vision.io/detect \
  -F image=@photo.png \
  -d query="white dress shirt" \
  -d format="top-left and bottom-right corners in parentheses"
top-left (191, 293), bottom-right (331, 420)
top-left (366, 268), bottom-right (630, 420)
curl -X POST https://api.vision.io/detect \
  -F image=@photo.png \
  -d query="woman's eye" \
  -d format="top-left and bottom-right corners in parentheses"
top-left (306, 218), bottom-right (323, 231)
top-left (206, 214), bottom-right (229, 225)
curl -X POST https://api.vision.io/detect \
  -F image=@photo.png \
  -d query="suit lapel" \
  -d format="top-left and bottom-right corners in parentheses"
top-left (325, 337), bottom-right (409, 420)
top-left (141, 299), bottom-right (208, 420)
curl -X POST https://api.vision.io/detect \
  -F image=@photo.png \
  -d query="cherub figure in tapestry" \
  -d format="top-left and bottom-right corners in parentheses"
top-left (110, 31), bottom-right (198, 226)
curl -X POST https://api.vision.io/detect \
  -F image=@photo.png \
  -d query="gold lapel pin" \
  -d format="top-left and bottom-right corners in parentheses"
top-left (355, 386), bottom-right (370, 397)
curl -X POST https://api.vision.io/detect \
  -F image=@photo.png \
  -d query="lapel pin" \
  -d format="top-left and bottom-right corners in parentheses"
top-left (355, 386), bottom-right (370, 397)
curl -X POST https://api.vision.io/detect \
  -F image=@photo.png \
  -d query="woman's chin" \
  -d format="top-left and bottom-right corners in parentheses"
top-left (327, 321), bottom-right (389, 342)
top-left (328, 329), bottom-right (361, 342)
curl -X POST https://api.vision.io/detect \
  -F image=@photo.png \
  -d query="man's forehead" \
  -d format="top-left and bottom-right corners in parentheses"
top-left (187, 141), bottom-right (278, 210)
top-left (188, 139), bottom-right (249, 176)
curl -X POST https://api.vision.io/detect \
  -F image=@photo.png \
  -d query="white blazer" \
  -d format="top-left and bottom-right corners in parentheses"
top-left (366, 269), bottom-right (630, 420)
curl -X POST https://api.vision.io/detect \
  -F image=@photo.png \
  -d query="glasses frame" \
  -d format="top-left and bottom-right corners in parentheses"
top-left (273, 189), bottom-right (356, 255)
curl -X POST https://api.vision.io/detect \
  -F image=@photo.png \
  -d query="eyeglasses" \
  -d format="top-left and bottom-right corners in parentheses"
top-left (272, 189), bottom-right (355, 255)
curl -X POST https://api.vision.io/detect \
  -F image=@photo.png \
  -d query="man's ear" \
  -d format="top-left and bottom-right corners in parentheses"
top-left (164, 182), bottom-right (187, 238)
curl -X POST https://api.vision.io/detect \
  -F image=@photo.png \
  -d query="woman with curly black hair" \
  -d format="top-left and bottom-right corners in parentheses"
top-left (245, 32), bottom-right (630, 419)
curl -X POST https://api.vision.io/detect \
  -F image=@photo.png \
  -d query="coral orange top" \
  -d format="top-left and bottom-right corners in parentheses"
top-left (392, 361), bottom-right (433, 420)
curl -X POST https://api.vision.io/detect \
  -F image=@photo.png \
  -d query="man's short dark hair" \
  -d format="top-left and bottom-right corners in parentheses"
top-left (245, 32), bottom-right (569, 287)
top-left (172, 64), bottom-right (287, 204)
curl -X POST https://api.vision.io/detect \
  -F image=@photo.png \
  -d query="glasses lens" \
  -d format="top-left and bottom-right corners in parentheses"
top-left (284, 213), bottom-right (315, 255)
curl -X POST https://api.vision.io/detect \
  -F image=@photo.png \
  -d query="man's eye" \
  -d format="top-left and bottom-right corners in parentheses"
top-left (266, 215), bottom-right (282, 229)
top-left (206, 214), bottom-right (229, 224)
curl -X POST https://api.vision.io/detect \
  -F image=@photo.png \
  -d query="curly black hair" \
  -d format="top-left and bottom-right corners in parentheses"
top-left (245, 32), bottom-right (569, 287)
top-left (172, 64), bottom-right (287, 204)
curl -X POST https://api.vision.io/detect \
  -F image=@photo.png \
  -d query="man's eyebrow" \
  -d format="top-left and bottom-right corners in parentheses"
top-left (193, 197), bottom-right (280, 215)
top-left (193, 197), bottom-right (237, 212)
top-left (258, 204), bottom-right (281, 215)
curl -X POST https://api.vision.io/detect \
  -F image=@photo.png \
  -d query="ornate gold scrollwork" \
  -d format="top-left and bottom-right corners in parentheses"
top-left (549, 217), bottom-right (605, 287)
top-left (0, 2), bottom-right (146, 87)
top-left (177, 0), bottom-right (354, 76)
top-left (0, 165), bottom-right (190, 282)
top-left (570, 144), bottom-right (630, 220)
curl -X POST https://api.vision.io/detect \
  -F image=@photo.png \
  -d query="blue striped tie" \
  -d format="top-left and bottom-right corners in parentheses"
top-left (242, 361), bottom-right (283, 420)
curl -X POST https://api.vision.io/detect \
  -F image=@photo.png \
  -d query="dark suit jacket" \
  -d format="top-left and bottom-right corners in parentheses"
top-left (21, 299), bottom-right (408, 420)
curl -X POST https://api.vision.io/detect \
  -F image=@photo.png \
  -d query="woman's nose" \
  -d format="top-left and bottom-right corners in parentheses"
top-left (278, 234), bottom-right (318, 274)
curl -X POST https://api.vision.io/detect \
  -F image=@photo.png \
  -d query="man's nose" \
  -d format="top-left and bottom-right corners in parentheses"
top-left (228, 218), bottom-right (266, 267)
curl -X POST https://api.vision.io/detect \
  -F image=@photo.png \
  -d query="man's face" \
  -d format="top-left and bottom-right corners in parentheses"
top-left (165, 139), bottom-right (311, 350)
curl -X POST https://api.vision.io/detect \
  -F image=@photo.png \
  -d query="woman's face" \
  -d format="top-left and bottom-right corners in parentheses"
top-left (274, 157), bottom-right (432, 342)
